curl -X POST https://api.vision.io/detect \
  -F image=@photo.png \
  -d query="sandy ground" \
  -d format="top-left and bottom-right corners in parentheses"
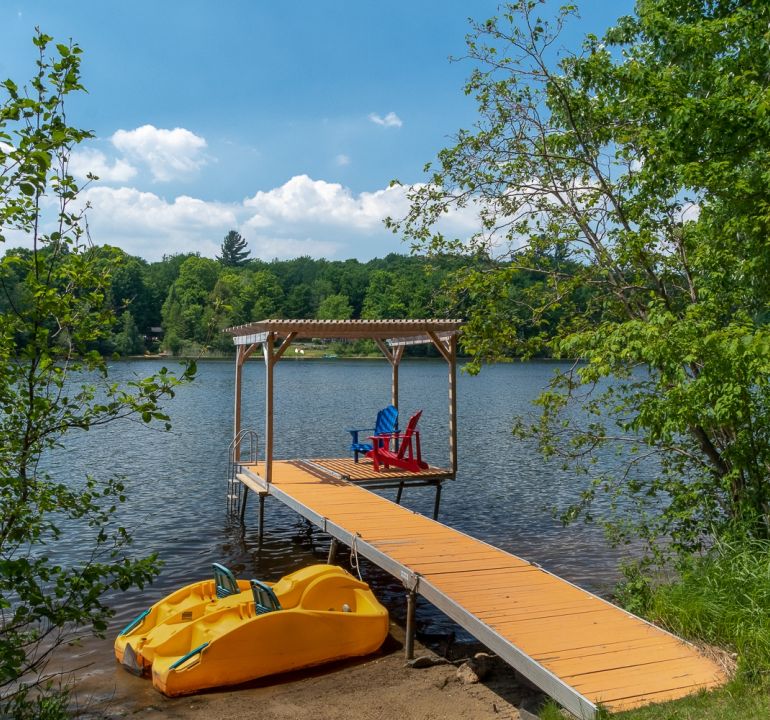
top-left (69, 623), bottom-right (546, 720)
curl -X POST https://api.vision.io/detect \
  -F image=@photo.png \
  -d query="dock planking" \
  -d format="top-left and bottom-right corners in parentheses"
top-left (237, 460), bottom-right (726, 718)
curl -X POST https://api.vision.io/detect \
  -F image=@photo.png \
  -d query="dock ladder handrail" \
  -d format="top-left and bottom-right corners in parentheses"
top-left (227, 429), bottom-right (259, 516)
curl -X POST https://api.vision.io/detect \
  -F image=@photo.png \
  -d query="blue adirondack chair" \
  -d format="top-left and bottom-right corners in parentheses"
top-left (348, 405), bottom-right (398, 462)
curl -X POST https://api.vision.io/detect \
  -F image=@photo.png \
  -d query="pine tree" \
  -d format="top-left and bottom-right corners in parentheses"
top-left (217, 230), bottom-right (251, 266)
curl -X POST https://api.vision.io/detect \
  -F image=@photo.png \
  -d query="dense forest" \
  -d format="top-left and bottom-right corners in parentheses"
top-left (0, 242), bottom-right (479, 356)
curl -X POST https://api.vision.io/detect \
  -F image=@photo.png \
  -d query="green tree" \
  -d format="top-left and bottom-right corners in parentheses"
top-left (114, 310), bottom-right (143, 355)
top-left (0, 34), bottom-right (193, 716)
top-left (394, 0), bottom-right (770, 561)
top-left (317, 292), bottom-right (353, 320)
top-left (242, 269), bottom-right (284, 320)
top-left (216, 230), bottom-right (250, 267)
top-left (161, 255), bottom-right (220, 348)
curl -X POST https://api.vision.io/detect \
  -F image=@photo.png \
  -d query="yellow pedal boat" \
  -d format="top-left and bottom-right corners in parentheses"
top-left (114, 563), bottom-right (389, 696)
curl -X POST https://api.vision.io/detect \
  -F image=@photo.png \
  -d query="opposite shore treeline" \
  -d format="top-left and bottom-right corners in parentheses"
top-left (0, 245), bottom-right (550, 358)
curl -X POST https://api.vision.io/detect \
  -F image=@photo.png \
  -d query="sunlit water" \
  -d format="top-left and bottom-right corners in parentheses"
top-left (45, 358), bottom-right (638, 650)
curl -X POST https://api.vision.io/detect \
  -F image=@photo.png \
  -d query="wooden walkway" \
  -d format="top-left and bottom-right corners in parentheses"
top-left (237, 460), bottom-right (726, 718)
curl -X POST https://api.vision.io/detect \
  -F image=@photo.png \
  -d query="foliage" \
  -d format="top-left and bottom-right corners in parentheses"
top-left (620, 536), bottom-right (770, 677)
top-left (316, 292), bottom-right (353, 320)
top-left (216, 229), bottom-right (250, 266)
top-left (114, 310), bottom-right (143, 355)
top-left (608, 678), bottom-right (770, 720)
top-left (392, 0), bottom-right (770, 561)
top-left (0, 32), bottom-right (193, 715)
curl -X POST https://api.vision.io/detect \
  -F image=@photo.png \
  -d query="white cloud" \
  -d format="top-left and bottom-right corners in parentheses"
top-left (69, 148), bottom-right (137, 183)
top-left (335, 153), bottom-right (351, 166)
top-left (368, 111), bottom-right (403, 128)
top-left (111, 125), bottom-right (208, 182)
top-left (243, 174), bottom-right (409, 230)
top-left (80, 186), bottom-right (237, 259)
top-left (0, 174), bottom-right (482, 263)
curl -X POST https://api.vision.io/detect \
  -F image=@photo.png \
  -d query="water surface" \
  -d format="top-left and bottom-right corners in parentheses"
top-left (48, 358), bottom-right (636, 643)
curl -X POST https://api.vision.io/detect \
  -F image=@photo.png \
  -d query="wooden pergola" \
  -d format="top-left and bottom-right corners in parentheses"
top-left (224, 319), bottom-right (463, 491)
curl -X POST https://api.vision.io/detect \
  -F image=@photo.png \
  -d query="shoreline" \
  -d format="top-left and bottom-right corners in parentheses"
top-left (70, 626), bottom-right (543, 720)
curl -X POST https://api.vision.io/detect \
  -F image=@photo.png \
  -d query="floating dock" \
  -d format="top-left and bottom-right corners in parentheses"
top-left (237, 459), bottom-right (726, 718)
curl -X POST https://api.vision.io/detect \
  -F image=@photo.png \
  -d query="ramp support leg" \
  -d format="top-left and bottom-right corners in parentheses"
top-left (395, 481), bottom-right (404, 505)
top-left (405, 589), bottom-right (416, 660)
top-left (258, 492), bottom-right (265, 542)
top-left (327, 538), bottom-right (339, 564)
top-left (239, 487), bottom-right (249, 525)
top-left (433, 483), bottom-right (442, 520)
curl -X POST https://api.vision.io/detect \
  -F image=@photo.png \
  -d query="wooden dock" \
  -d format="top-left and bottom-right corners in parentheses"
top-left (236, 460), bottom-right (727, 718)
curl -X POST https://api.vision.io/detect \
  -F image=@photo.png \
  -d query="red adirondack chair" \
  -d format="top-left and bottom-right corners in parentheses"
top-left (366, 410), bottom-right (428, 473)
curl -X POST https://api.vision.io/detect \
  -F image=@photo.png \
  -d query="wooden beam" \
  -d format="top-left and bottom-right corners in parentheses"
top-left (226, 319), bottom-right (463, 343)
top-left (392, 345), bottom-right (403, 410)
top-left (274, 331), bottom-right (297, 360)
top-left (427, 331), bottom-right (452, 363)
top-left (374, 337), bottom-right (394, 362)
top-left (264, 332), bottom-right (275, 484)
top-left (448, 334), bottom-right (458, 475)
top-left (428, 331), bottom-right (458, 474)
top-left (238, 342), bottom-right (259, 365)
top-left (234, 352), bottom-right (243, 448)
top-left (374, 339), bottom-right (404, 409)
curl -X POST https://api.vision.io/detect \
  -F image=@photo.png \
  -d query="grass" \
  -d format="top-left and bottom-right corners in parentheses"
top-left (641, 536), bottom-right (770, 676)
top-left (537, 679), bottom-right (770, 720)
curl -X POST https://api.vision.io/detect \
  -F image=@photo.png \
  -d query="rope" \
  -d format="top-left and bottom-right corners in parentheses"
top-left (350, 532), bottom-right (363, 581)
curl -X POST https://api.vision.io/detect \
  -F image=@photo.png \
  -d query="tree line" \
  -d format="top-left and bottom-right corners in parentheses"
top-left (1, 243), bottom-right (482, 356)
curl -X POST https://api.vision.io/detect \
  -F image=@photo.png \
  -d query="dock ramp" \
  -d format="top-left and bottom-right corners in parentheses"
top-left (237, 460), bottom-right (726, 718)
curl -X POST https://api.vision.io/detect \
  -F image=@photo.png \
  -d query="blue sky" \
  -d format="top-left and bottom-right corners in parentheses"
top-left (1, 1), bottom-right (634, 262)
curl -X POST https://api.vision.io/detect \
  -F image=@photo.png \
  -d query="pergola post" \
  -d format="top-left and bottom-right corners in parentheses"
top-left (262, 332), bottom-right (297, 485)
top-left (448, 334), bottom-right (458, 475)
top-left (264, 333), bottom-right (275, 484)
top-left (428, 331), bottom-right (458, 477)
top-left (233, 343), bottom-right (257, 460)
top-left (374, 339), bottom-right (404, 410)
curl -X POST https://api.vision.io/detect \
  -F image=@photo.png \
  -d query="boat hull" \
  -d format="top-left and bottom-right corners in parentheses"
top-left (115, 564), bottom-right (389, 696)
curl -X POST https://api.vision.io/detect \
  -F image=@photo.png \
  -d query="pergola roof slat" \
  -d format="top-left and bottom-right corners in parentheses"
top-left (224, 318), bottom-right (463, 345)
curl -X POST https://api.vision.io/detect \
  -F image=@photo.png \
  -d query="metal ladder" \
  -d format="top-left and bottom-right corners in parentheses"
top-left (227, 429), bottom-right (259, 517)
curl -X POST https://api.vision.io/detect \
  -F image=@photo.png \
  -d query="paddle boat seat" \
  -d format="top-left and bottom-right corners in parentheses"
top-left (347, 404), bottom-right (398, 462)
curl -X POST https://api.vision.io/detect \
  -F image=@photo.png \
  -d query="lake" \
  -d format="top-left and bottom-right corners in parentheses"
top-left (47, 358), bottom-right (635, 643)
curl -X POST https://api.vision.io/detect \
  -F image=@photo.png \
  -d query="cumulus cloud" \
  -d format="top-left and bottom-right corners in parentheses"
top-left (243, 174), bottom-right (409, 230)
top-left (80, 186), bottom-right (237, 259)
top-left (69, 148), bottom-right (137, 183)
top-left (0, 174), bottom-right (482, 262)
top-left (335, 153), bottom-right (351, 166)
top-left (111, 125), bottom-right (208, 182)
top-left (368, 111), bottom-right (402, 128)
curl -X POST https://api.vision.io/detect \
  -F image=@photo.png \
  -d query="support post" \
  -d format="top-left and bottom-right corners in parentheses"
top-left (433, 482), bottom-right (442, 520)
top-left (264, 333), bottom-right (275, 484)
top-left (428, 332), bottom-right (458, 476)
top-left (233, 343), bottom-right (258, 461)
top-left (395, 481), bottom-right (405, 505)
top-left (374, 340), bottom-right (403, 411)
top-left (258, 493), bottom-right (265, 543)
top-left (405, 589), bottom-right (416, 660)
top-left (327, 537), bottom-right (339, 564)
top-left (234, 348), bottom-right (243, 453)
top-left (239, 486), bottom-right (249, 525)
top-left (448, 335), bottom-right (457, 476)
